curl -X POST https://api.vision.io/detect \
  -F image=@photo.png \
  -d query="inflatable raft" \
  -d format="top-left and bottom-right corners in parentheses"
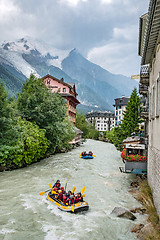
top-left (47, 192), bottom-right (89, 213)
top-left (81, 155), bottom-right (93, 159)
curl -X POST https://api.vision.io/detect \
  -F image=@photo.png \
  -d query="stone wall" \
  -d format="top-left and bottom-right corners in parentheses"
top-left (148, 145), bottom-right (160, 217)
top-left (147, 39), bottom-right (160, 218)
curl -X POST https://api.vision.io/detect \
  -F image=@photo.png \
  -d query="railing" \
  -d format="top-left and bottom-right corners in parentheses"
top-left (140, 64), bottom-right (150, 77)
top-left (140, 106), bottom-right (149, 119)
top-left (139, 84), bottom-right (148, 95)
top-left (140, 64), bottom-right (150, 86)
top-left (68, 104), bottom-right (76, 114)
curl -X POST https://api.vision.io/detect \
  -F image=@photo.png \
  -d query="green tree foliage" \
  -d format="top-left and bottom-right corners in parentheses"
top-left (17, 74), bottom-right (74, 152)
top-left (105, 88), bottom-right (141, 150)
top-left (76, 112), bottom-right (99, 140)
top-left (0, 118), bottom-right (48, 169)
top-left (0, 74), bottom-right (76, 170)
top-left (76, 113), bottom-right (89, 138)
top-left (121, 88), bottom-right (141, 136)
top-left (0, 82), bottom-right (10, 138)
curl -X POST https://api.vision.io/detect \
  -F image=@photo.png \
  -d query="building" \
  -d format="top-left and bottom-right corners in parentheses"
top-left (138, 0), bottom-right (160, 217)
top-left (86, 111), bottom-right (115, 132)
top-left (42, 74), bottom-right (80, 125)
top-left (113, 96), bottom-right (130, 126)
top-left (69, 127), bottom-right (83, 145)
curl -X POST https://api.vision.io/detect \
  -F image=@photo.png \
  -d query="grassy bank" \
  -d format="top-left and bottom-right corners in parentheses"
top-left (133, 178), bottom-right (160, 240)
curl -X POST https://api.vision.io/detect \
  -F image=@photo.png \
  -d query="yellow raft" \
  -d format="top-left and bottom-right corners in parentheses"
top-left (47, 192), bottom-right (89, 213)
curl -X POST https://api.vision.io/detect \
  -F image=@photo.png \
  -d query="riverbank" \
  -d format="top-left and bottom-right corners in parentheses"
top-left (0, 142), bottom-right (77, 172)
top-left (129, 177), bottom-right (160, 240)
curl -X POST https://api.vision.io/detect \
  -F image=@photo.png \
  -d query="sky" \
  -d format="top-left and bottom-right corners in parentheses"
top-left (0, 0), bottom-right (150, 77)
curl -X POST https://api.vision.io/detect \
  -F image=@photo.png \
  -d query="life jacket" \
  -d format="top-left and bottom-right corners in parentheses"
top-left (75, 196), bottom-right (83, 203)
top-left (63, 195), bottom-right (67, 204)
top-left (54, 183), bottom-right (60, 189)
top-left (59, 192), bottom-right (63, 201)
top-left (70, 197), bottom-right (75, 204)
top-left (54, 187), bottom-right (58, 192)
top-left (75, 196), bottom-right (80, 203)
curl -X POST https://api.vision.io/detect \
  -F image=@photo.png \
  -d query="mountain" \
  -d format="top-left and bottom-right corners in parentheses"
top-left (0, 37), bottom-right (138, 112)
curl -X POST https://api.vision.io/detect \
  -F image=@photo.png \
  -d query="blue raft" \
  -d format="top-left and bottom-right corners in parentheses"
top-left (81, 155), bottom-right (94, 159)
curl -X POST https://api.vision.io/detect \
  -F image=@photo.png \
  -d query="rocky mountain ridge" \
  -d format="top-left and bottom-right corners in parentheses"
top-left (0, 37), bottom-right (138, 112)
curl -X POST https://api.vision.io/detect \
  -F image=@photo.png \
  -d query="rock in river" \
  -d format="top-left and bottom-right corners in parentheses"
top-left (111, 207), bottom-right (136, 221)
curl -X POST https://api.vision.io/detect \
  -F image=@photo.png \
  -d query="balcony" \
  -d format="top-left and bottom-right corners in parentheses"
top-left (140, 65), bottom-right (150, 86)
top-left (139, 84), bottom-right (148, 96)
top-left (68, 104), bottom-right (76, 114)
top-left (140, 106), bottom-right (149, 120)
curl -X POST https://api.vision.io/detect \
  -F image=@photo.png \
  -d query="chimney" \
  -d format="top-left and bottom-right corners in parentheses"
top-left (60, 77), bottom-right (64, 82)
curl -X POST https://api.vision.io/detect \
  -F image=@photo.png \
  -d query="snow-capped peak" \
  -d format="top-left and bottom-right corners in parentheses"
top-left (0, 37), bottom-right (72, 76)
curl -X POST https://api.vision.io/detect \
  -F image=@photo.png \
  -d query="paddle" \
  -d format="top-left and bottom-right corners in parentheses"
top-left (92, 155), bottom-right (96, 157)
top-left (65, 176), bottom-right (69, 191)
top-left (39, 189), bottom-right (50, 195)
top-left (71, 205), bottom-right (74, 212)
top-left (48, 183), bottom-right (53, 189)
top-left (48, 183), bottom-right (57, 195)
top-left (82, 194), bottom-right (85, 198)
top-left (72, 186), bottom-right (76, 193)
top-left (81, 186), bottom-right (86, 194)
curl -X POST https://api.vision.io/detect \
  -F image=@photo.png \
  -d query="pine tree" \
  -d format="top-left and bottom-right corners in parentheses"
top-left (121, 88), bottom-right (141, 136)
top-left (105, 88), bottom-right (141, 150)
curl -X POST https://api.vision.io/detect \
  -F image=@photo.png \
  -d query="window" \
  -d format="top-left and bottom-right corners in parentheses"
top-left (47, 79), bottom-right (50, 84)
top-left (104, 128), bottom-right (106, 130)
top-left (63, 88), bottom-right (66, 92)
top-left (119, 116), bottom-right (121, 120)
top-left (151, 85), bottom-right (155, 119)
top-left (119, 110), bottom-right (121, 114)
top-left (119, 106), bottom-right (121, 109)
top-left (156, 76), bottom-right (160, 117)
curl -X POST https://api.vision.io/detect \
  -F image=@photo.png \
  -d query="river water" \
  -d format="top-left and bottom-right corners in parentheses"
top-left (0, 139), bottom-right (146, 240)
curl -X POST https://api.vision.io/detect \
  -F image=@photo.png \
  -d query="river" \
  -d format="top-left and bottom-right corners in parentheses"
top-left (0, 139), bottom-right (146, 240)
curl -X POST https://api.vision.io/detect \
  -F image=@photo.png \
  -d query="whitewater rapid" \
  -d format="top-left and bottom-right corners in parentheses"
top-left (0, 140), bottom-right (146, 240)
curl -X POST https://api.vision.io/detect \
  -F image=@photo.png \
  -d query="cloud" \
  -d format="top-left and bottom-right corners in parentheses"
top-left (0, 0), bottom-right (20, 22)
top-left (0, 0), bottom-right (150, 76)
top-left (88, 41), bottom-right (140, 77)
top-left (101, 0), bottom-right (113, 4)
top-left (60, 0), bottom-right (88, 7)
top-left (87, 25), bottom-right (141, 76)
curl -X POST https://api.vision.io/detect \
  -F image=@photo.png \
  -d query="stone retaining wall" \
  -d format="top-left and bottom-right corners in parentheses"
top-left (148, 145), bottom-right (160, 217)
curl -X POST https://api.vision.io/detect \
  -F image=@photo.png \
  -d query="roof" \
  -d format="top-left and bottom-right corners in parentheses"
top-left (42, 74), bottom-right (74, 90)
top-left (74, 126), bottom-right (83, 134)
top-left (141, 0), bottom-right (160, 64)
top-left (113, 97), bottom-right (130, 107)
top-left (86, 111), bottom-right (115, 118)
top-left (61, 93), bottom-right (80, 104)
top-left (138, 13), bottom-right (148, 56)
top-left (123, 136), bottom-right (140, 143)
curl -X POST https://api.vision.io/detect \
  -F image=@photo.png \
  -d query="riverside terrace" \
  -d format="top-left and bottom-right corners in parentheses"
top-left (86, 111), bottom-right (115, 132)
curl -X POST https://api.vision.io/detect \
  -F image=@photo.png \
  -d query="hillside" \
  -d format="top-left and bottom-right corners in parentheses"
top-left (0, 38), bottom-right (138, 112)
